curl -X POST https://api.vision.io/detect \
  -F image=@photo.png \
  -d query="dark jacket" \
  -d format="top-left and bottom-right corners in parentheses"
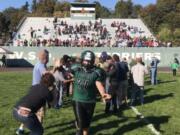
top-left (15, 84), bottom-right (55, 113)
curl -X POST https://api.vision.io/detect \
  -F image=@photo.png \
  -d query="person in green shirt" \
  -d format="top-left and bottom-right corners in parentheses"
top-left (71, 50), bottom-right (111, 135)
top-left (171, 58), bottom-right (179, 76)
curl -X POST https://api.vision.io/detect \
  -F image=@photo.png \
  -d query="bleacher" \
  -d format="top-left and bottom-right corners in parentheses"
top-left (12, 17), bottom-right (154, 47)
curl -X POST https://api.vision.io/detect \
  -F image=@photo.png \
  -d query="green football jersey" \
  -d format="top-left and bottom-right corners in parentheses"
top-left (71, 64), bottom-right (105, 103)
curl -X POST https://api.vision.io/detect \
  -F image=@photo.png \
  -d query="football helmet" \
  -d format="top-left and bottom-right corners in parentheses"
top-left (81, 50), bottom-right (95, 69)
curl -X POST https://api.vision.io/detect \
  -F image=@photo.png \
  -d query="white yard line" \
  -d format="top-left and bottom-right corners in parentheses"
top-left (130, 106), bottom-right (161, 135)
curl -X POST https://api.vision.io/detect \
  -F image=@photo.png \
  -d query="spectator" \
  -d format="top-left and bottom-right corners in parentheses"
top-left (61, 55), bottom-right (72, 97)
top-left (32, 49), bottom-right (50, 123)
top-left (150, 56), bottom-right (160, 85)
top-left (1, 54), bottom-right (6, 67)
top-left (174, 58), bottom-right (179, 65)
top-left (32, 49), bottom-right (49, 85)
top-left (29, 27), bottom-right (34, 38)
top-left (130, 57), bottom-right (148, 106)
top-left (16, 49), bottom-right (49, 135)
top-left (117, 57), bottom-right (129, 106)
top-left (13, 20), bottom-right (157, 47)
top-left (105, 55), bottom-right (119, 113)
top-left (171, 58), bottom-right (179, 76)
top-left (52, 58), bottom-right (73, 109)
top-left (13, 73), bottom-right (56, 135)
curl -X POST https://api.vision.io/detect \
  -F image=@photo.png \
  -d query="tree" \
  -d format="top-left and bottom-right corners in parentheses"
top-left (114, 0), bottom-right (133, 18)
top-left (132, 4), bottom-right (142, 18)
top-left (177, 3), bottom-right (180, 12)
top-left (21, 1), bottom-right (29, 12)
top-left (174, 28), bottom-right (180, 39)
top-left (0, 13), bottom-right (8, 33)
top-left (54, 1), bottom-right (70, 17)
top-left (3, 7), bottom-right (27, 30)
top-left (127, 0), bottom-right (133, 16)
top-left (157, 0), bottom-right (179, 14)
top-left (94, 1), bottom-right (111, 18)
top-left (94, 1), bottom-right (101, 18)
top-left (140, 4), bottom-right (161, 33)
top-left (100, 6), bottom-right (111, 18)
top-left (3, 7), bottom-right (18, 29)
top-left (156, 0), bottom-right (179, 25)
top-left (74, 0), bottom-right (89, 3)
top-left (31, 0), bottom-right (37, 12)
top-left (164, 12), bottom-right (180, 31)
top-left (158, 27), bottom-right (172, 41)
top-left (61, 2), bottom-right (71, 12)
top-left (173, 28), bottom-right (180, 46)
top-left (34, 0), bottom-right (56, 16)
top-left (54, 2), bottom-right (63, 12)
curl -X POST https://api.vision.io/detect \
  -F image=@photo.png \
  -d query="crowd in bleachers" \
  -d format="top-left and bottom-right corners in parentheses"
top-left (111, 21), bottom-right (159, 47)
top-left (12, 18), bottom-right (172, 47)
top-left (14, 19), bottom-right (112, 47)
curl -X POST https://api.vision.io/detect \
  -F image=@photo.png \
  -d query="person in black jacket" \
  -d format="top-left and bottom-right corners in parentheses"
top-left (13, 73), bottom-right (56, 135)
top-left (105, 56), bottom-right (119, 113)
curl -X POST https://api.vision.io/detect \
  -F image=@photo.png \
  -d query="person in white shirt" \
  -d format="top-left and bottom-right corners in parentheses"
top-left (130, 57), bottom-right (148, 106)
top-left (52, 58), bottom-right (73, 109)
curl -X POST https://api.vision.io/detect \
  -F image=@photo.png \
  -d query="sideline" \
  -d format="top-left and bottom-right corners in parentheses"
top-left (130, 106), bottom-right (161, 135)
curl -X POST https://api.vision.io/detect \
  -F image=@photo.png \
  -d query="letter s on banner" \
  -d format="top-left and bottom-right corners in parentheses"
top-left (28, 52), bottom-right (36, 60)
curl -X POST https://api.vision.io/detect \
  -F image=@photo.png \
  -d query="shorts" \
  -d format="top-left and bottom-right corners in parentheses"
top-left (73, 101), bottom-right (96, 129)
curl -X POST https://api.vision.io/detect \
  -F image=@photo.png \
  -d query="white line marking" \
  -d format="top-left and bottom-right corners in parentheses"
top-left (130, 106), bottom-right (161, 135)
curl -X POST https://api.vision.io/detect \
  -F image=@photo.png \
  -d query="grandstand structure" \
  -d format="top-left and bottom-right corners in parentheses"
top-left (5, 16), bottom-right (179, 67)
top-left (10, 2), bottom-right (155, 47)
top-left (12, 17), bottom-right (153, 47)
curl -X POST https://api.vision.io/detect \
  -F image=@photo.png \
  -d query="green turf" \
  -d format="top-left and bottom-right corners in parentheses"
top-left (0, 72), bottom-right (180, 135)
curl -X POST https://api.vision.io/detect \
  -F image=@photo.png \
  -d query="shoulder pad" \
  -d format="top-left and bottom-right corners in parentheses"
top-left (71, 64), bottom-right (81, 72)
top-left (94, 66), bottom-right (106, 77)
top-left (94, 66), bottom-right (106, 81)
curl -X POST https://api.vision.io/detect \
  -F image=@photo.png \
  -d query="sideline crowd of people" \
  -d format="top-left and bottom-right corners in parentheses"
top-left (13, 49), bottom-right (180, 135)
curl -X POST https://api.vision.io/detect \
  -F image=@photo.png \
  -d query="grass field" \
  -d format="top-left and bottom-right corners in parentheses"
top-left (0, 71), bottom-right (180, 135)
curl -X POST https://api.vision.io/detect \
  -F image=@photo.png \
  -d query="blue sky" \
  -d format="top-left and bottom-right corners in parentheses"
top-left (0, 0), bottom-right (157, 11)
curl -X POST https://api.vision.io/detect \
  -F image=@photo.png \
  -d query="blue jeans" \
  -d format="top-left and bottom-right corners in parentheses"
top-left (151, 68), bottom-right (157, 85)
top-left (13, 108), bottom-right (43, 135)
top-left (130, 84), bottom-right (144, 106)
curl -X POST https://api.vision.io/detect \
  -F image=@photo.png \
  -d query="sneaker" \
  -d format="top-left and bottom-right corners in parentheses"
top-left (105, 109), bottom-right (110, 114)
top-left (16, 129), bottom-right (24, 135)
top-left (54, 105), bottom-right (61, 109)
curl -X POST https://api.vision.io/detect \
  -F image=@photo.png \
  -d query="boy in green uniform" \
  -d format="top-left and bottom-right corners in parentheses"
top-left (171, 59), bottom-right (179, 76)
top-left (71, 50), bottom-right (111, 135)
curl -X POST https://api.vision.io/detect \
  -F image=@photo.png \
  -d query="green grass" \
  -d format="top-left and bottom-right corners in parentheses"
top-left (0, 72), bottom-right (180, 135)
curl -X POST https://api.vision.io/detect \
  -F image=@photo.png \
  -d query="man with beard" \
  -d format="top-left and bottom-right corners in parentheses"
top-left (71, 50), bottom-right (111, 135)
